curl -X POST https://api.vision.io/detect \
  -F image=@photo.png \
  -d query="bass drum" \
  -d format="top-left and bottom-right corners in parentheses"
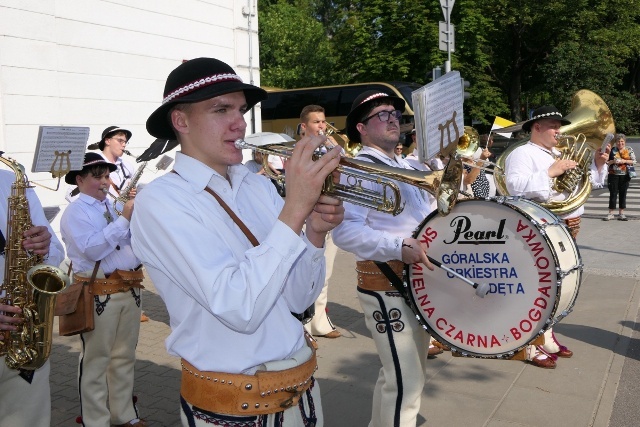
top-left (406, 197), bottom-right (583, 358)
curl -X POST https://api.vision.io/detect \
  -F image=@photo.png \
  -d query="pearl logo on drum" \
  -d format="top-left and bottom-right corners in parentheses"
top-left (444, 216), bottom-right (507, 245)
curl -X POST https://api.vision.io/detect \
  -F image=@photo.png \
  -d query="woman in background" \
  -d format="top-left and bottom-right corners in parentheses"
top-left (604, 133), bottom-right (636, 221)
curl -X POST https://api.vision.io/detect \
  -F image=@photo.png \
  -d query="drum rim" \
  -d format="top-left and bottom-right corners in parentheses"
top-left (405, 197), bottom-right (583, 359)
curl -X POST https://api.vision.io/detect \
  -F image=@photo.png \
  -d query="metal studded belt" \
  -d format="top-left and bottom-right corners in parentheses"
top-left (355, 260), bottom-right (405, 291)
top-left (180, 349), bottom-right (317, 415)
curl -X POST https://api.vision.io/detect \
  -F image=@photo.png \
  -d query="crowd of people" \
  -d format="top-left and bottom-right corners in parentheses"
top-left (0, 55), bottom-right (634, 427)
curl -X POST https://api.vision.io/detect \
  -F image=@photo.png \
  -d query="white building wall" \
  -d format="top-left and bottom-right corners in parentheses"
top-left (0, 0), bottom-right (261, 233)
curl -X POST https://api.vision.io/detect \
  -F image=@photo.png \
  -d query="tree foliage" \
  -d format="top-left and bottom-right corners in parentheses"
top-left (259, 0), bottom-right (640, 134)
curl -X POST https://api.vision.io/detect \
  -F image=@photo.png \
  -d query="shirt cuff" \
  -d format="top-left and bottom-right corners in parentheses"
top-left (263, 220), bottom-right (310, 263)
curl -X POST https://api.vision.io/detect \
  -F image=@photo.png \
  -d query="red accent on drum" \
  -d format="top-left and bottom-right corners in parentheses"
top-left (406, 199), bottom-right (582, 358)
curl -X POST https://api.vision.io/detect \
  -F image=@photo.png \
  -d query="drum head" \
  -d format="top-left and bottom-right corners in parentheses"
top-left (407, 198), bottom-right (581, 358)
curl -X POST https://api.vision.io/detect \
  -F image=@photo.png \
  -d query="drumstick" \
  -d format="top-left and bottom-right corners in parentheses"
top-left (427, 256), bottom-right (490, 298)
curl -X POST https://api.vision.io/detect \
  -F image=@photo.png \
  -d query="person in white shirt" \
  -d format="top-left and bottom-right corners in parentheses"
top-left (130, 57), bottom-right (343, 427)
top-left (298, 104), bottom-right (341, 339)
top-left (81, 127), bottom-right (150, 323)
top-left (60, 152), bottom-right (146, 427)
top-left (332, 90), bottom-right (436, 427)
top-left (505, 105), bottom-right (608, 369)
top-left (0, 169), bottom-right (65, 427)
top-left (93, 126), bottom-right (137, 196)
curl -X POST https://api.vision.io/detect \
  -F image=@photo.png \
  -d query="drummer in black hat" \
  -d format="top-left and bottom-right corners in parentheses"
top-left (130, 57), bottom-right (344, 426)
top-left (332, 90), bottom-right (437, 427)
top-left (504, 105), bottom-right (609, 368)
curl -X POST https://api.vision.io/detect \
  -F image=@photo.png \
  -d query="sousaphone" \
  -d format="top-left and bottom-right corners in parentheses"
top-left (494, 90), bottom-right (615, 215)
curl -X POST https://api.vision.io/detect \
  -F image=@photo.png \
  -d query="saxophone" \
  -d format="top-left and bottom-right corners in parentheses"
top-left (113, 162), bottom-right (147, 215)
top-left (0, 154), bottom-right (70, 370)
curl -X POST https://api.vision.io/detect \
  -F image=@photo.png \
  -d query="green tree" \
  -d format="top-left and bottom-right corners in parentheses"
top-left (259, 1), bottom-right (337, 88)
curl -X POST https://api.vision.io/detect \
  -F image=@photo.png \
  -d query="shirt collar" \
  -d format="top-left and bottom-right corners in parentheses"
top-left (172, 151), bottom-right (250, 194)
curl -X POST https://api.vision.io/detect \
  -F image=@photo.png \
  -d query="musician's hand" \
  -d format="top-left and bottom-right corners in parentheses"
top-left (128, 187), bottom-right (137, 199)
top-left (0, 304), bottom-right (22, 331)
top-left (279, 135), bottom-right (342, 235)
top-left (401, 238), bottom-right (434, 271)
top-left (22, 225), bottom-right (52, 256)
top-left (480, 148), bottom-right (492, 160)
top-left (548, 159), bottom-right (577, 178)
top-left (121, 199), bottom-right (135, 221)
top-left (594, 148), bottom-right (609, 169)
top-left (306, 195), bottom-right (344, 247)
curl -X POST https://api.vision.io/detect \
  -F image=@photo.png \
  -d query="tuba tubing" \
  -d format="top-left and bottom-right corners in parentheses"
top-left (494, 90), bottom-right (615, 216)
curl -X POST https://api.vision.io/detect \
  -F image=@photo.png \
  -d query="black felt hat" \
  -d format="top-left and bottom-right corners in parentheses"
top-left (345, 90), bottom-right (405, 143)
top-left (65, 152), bottom-right (117, 185)
top-left (521, 106), bottom-right (571, 132)
top-left (87, 126), bottom-right (132, 151)
top-left (146, 57), bottom-right (268, 140)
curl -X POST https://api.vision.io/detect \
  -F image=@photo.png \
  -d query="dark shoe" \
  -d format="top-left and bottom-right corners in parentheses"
top-left (114, 419), bottom-right (148, 427)
top-left (140, 313), bottom-right (149, 322)
top-left (319, 329), bottom-right (341, 338)
top-left (428, 345), bottom-right (443, 358)
top-left (529, 356), bottom-right (556, 369)
top-left (554, 346), bottom-right (573, 358)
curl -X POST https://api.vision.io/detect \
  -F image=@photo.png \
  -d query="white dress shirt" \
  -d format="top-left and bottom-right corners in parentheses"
top-left (103, 153), bottom-right (136, 193)
top-left (130, 152), bottom-right (326, 374)
top-left (332, 146), bottom-right (434, 262)
top-left (0, 170), bottom-right (65, 278)
top-left (60, 193), bottom-right (138, 274)
top-left (505, 141), bottom-right (607, 219)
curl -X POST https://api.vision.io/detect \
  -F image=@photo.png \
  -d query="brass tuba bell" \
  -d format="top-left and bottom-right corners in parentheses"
top-left (494, 90), bottom-right (615, 215)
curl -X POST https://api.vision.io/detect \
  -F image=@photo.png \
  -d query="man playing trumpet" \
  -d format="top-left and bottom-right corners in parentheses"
top-left (130, 57), bottom-right (344, 426)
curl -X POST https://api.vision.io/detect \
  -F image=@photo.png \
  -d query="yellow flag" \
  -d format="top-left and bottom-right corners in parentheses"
top-left (491, 116), bottom-right (516, 138)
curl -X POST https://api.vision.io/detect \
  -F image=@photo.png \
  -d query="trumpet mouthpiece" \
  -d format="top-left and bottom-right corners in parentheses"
top-left (101, 188), bottom-right (108, 194)
top-left (234, 139), bottom-right (247, 149)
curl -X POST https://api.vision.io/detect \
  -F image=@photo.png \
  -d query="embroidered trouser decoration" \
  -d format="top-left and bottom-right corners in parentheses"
top-left (358, 288), bottom-right (428, 427)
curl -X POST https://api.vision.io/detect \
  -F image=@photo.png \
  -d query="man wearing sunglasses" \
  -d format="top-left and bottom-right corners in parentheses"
top-left (332, 91), bottom-right (436, 427)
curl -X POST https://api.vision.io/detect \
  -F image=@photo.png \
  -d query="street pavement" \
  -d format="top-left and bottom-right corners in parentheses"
top-left (49, 176), bottom-right (640, 426)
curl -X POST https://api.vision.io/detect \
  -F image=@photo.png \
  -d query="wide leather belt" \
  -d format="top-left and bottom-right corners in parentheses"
top-left (74, 269), bottom-right (144, 295)
top-left (563, 217), bottom-right (581, 239)
top-left (356, 260), bottom-right (405, 291)
top-left (180, 349), bottom-right (317, 416)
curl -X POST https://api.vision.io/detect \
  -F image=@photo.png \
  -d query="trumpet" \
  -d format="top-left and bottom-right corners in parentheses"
top-left (236, 138), bottom-right (463, 216)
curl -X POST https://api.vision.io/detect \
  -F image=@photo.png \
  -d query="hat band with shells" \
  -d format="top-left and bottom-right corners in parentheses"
top-left (162, 73), bottom-right (243, 105)
top-left (530, 112), bottom-right (564, 121)
top-left (357, 92), bottom-right (392, 107)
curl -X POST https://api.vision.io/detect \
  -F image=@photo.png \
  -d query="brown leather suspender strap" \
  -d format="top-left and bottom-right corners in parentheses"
top-left (170, 170), bottom-right (260, 247)
top-left (203, 187), bottom-right (259, 247)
